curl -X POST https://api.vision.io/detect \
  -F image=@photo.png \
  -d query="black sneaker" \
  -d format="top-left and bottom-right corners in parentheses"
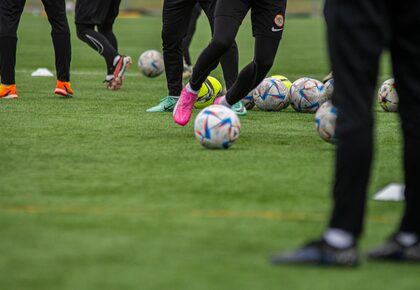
top-left (367, 235), bottom-right (420, 262)
top-left (270, 239), bottom-right (359, 267)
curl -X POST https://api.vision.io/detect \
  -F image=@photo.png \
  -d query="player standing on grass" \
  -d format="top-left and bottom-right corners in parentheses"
top-left (146, 0), bottom-right (244, 114)
top-left (0, 0), bottom-right (73, 99)
top-left (271, 0), bottom-right (420, 266)
top-left (173, 0), bottom-right (287, 125)
top-left (75, 0), bottom-right (131, 90)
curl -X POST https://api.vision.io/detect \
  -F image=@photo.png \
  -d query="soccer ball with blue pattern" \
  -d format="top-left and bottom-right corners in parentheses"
top-left (378, 79), bottom-right (399, 112)
top-left (253, 77), bottom-right (290, 111)
top-left (315, 100), bottom-right (337, 144)
top-left (138, 50), bottom-right (164, 78)
top-left (321, 78), bottom-right (334, 103)
top-left (290, 77), bottom-right (324, 113)
top-left (242, 90), bottom-right (256, 110)
top-left (194, 105), bottom-right (241, 149)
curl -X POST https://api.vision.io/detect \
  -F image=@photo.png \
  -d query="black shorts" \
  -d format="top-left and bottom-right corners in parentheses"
top-left (75, 0), bottom-right (121, 25)
top-left (215, 0), bottom-right (287, 39)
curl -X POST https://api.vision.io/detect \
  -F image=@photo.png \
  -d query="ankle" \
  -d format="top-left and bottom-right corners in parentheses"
top-left (324, 228), bottom-right (355, 249)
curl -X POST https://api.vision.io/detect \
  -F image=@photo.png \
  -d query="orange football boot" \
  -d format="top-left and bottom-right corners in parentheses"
top-left (54, 80), bottom-right (74, 98)
top-left (0, 84), bottom-right (18, 99)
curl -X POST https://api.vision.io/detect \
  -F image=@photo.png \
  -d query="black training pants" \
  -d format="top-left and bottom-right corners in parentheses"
top-left (162, 0), bottom-right (238, 96)
top-left (0, 0), bottom-right (71, 84)
top-left (326, 0), bottom-right (420, 236)
top-left (182, 3), bottom-right (202, 66)
top-left (75, 0), bottom-right (121, 75)
top-left (189, 0), bottom-right (286, 104)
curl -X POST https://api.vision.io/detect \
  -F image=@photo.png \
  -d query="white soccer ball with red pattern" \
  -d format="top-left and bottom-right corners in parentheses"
top-left (138, 50), bottom-right (164, 78)
top-left (194, 105), bottom-right (241, 149)
top-left (378, 79), bottom-right (399, 112)
top-left (290, 77), bottom-right (324, 113)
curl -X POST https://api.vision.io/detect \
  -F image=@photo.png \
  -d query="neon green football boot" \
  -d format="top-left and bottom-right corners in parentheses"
top-left (146, 96), bottom-right (178, 112)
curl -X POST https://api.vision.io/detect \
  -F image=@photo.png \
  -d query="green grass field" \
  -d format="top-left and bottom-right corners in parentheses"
top-left (1, 14), bottom-right (418, 290)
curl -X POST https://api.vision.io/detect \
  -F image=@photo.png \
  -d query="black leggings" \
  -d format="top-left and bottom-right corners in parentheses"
top-left (190, 16), bottom-right (280, 105)
top-left (76, 23), bottom-right (118, 75)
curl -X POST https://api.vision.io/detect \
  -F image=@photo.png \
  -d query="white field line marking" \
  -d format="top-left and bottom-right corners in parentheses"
top-left (16, 69), bottom-right (392, 80)
top-left (16, 69), bottom-right (139, 77)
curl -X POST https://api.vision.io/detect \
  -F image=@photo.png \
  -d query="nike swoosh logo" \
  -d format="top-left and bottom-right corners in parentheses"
top-left (272, 27), bottom-right (283, 32)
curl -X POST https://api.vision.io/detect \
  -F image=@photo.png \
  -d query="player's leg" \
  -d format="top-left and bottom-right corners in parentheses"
top-left (199, 0), bottom-right (239, 91)
top-left (98, 22), bottom-right (118, 52)
top-left (75, 0), bottom-right (131, 90)
top-left (222, 36), bottom-right (280, 106)
top-left (271, 0), bottom-right (386, 266)
top-left (41, 0), bottom-right (73, 97)
top-left (76, 23), bottom-right (118, 68)
top-left (97, 0), bottom-right (122, 52)
top-left (0, 0), bottom-right (25, 99)
top-left (368, 1), bottom-right (420, 262)
top-left (99, 0), bottom-right (131, 90)
top-left (146, 0), bottom-right (194, 113)
top-left (173, 0), bottom-right (247, 125)
top-left (182, 4), bottom-right (201, 68)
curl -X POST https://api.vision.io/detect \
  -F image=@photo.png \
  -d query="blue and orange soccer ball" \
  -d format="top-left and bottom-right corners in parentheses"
top-left (194, 105), bottom-right (241, 149)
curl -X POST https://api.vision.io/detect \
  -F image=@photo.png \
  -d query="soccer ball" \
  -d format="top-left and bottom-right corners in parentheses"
top-left (194, 105), bottom-right (241, 149)
top-left (242, 90), bottom-right (256, 110)
top-left (195, 76), bottom-right (223, 109)
top-left (378, 79), bottom-right (398, 112)
top-left (290, 77), bottom-right (324, 113)
top-left (321, 78), bottom-right (334, 103)
top-left (315, 100), bottom-right (337, 144)
top-left (272, 74), bottom-right (293, 91)
top-left (138, 50), bottom-right (164, 78)
top-left (253, 77), bottom-right (290, 111)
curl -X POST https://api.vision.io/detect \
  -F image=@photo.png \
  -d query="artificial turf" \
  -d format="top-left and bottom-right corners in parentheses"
top-left (0, 14), bottom-right (418, 290)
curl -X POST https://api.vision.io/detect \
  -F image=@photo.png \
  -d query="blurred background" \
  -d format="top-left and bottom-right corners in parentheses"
top-left (25, 0), bottom-right (323, 17)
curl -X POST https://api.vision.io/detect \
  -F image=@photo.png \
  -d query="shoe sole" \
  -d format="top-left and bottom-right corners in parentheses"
top-left (54, 88), bottom-right (73, 98)
top-left (110, 56), bottom-right (132, 90)
top-left (0, 94), bottom-right (18, 99)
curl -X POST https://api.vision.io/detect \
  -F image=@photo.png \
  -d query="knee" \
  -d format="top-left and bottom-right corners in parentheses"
top-left (76, 24), bottom-right (89, 40)
top-left (98, 23), bottom-right (112, 34)
top-left (210, 37), bottom-right (234, 53)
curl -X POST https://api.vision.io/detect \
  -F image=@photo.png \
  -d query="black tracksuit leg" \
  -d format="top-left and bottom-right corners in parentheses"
top-left (42, 0), bottom-right (71, 82)
top-left (390, 1), bottom-right (420, 235)
top-left (325, 0), bottom-right (386, 237)
top-left (189, 0), bottom-right (285, 101)
top-left (75, 0), bottom-right (121, 75)
top-left (326, 0), bottom-right (420, 237)
top-left (162, 0), bottom-right (238, 97)
top-left (182, 4), bottom-right (202, 66)
top-left (0, 0), bottom-right (71, 84)
top-left (0, 0), bottom-right (25, 85)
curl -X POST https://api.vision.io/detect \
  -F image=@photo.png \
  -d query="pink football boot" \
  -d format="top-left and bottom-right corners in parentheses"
top-left (173, 86), bottom-right (198, 126)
